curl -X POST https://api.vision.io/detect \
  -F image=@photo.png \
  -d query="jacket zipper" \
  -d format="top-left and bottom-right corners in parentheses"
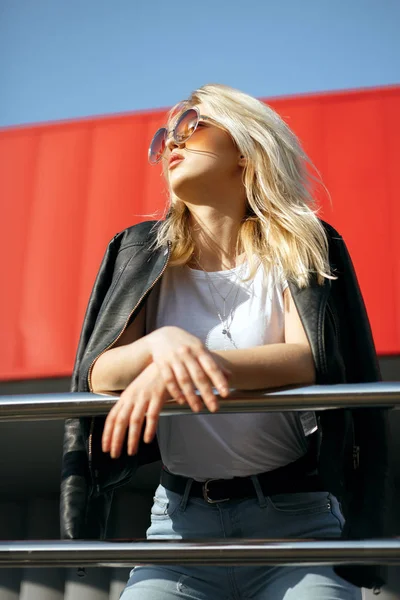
top-left (86, 242), bottom-right (171, 478)
top-left (88, 417), bottom-right (98, 491)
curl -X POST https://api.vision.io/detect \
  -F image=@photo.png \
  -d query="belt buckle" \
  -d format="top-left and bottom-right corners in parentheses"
top-left (202, 479), bottom-right (230, 504)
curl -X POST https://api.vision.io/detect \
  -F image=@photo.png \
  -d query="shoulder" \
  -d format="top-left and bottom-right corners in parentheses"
top-left (113, 219), bottom-right (162, 248)
top-left (319, 219), bottom-right (343, 242)
top-left (319, 219), bottom-right (350, 264)
top-left (117, 221), bottom-right (161, 246)
top-left (318, 220), bottom-right (359, 285)
top-left (97, 220), bottom-right (164, 270)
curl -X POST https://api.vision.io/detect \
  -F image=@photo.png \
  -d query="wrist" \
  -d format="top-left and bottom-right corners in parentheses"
top-left (209, 351), bottom-right (234, 381)
top-left (131, 334), bottom-right (153, 367)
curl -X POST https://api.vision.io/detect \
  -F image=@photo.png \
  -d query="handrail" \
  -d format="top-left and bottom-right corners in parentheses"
top-left (1, 539), bottom-right (400, 568)
top-left (0, 382), bottom-right (399, 422)
top-left (1, 384), bottom-right (399, 575)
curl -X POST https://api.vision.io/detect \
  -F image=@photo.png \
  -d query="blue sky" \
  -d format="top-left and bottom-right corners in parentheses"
top-left (1, 0), bottom-right (399, 127)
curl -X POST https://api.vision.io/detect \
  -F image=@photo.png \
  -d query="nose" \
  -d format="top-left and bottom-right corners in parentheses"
top-left (165, 131), bottom-right (185, 152)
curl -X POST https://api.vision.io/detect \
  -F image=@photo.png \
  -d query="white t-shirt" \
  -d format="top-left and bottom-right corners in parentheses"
top-left (146, 260), bottom-right (310, 481)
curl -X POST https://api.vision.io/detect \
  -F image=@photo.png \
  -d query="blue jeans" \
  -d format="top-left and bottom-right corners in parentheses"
top-left (121, 479), bottom-right (362, 600)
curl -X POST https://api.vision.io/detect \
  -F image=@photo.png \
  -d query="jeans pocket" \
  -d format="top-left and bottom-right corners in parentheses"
top-left (267, 491), bottom-right (332, 516)
top-left (150, 486), bottom-right (182, 520)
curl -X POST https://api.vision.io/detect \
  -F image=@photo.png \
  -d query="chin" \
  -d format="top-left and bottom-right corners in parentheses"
top-left (169, 168), bottom-right (216, 199)
top-left (169, 173), bottom-right (199, 198)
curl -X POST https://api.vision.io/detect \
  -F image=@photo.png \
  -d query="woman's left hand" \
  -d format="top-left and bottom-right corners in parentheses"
top-left (102, 361), bottom-right (172, 458)
top-left (146, 326), bottom-right (231, 407)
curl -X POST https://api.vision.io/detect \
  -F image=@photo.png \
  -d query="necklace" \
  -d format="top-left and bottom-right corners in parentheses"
top-left (193, 257), bottom-right (246, 350)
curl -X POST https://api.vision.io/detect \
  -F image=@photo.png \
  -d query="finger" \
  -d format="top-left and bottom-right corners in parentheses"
top-left (110, 397), bottom-right (134, 458)
top-left (171, 351), bottom-right (203, 411)
top-left (197, 352), bottom-right (230, 397)
top-left (102, 404), bottom-right (121, 452)
top-left (156, 361), bottom-right (187, 405)
top-left (143, 394), bottom-right (164, 444)
top-left (181, 353), bottom-right (219, 412)
top-left (127, 397), bottom-right (147, 456)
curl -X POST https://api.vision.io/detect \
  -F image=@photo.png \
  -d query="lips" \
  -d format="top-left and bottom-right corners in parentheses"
top-left (168, 153), bottom-right (184, 168)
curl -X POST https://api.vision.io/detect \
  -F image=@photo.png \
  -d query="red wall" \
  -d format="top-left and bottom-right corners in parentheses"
top-left (1, 86), bottom-right (399, 380)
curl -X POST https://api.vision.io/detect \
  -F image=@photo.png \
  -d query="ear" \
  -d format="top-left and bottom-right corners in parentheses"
top-left (238, 154), bottom-right (247, 167)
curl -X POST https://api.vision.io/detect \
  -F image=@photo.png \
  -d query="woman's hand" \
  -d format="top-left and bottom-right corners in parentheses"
top-left (102, 362), bottom-right (171, 458)
top-left (146, 326), bottom-right (231, 407)
top-left (101, 353), bottom-right (228, 458)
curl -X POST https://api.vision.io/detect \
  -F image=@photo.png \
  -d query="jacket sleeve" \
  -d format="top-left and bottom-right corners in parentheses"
top-left (341, 236), bottom-right (390, 587)
top-left (60, 232), bottom-right (123, 539)
top-left (60, 418), bottom-right (90, 539)
top-left (71, 232), bottom-right (124, 393)
top-left (329, 227), bottom-right (381, 383)
top-left (328, 227), bottom-right (389, 537)
top-left (326, 226), bottom-right (390, 590)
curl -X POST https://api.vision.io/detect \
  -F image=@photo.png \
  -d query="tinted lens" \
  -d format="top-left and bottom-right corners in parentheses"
top-left (174, 108), bottom-right (199, 144)
top-left (148, 128), bottom-right (167, 164)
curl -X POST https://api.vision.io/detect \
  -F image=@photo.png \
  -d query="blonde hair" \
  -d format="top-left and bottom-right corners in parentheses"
top-left (154, 83), bottom-right (332, 287)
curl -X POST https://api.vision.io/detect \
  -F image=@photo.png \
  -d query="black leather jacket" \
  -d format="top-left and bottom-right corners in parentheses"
top-left (60, 220), bottom-right (389, 590)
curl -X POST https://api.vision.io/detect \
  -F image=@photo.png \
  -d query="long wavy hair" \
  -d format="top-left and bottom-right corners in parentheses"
top-left (153, 83), bottom-right (332, 288)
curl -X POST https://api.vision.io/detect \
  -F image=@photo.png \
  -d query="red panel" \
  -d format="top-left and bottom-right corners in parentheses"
top-left (316, 93), bottom-right (396, 353)
top-left (269, 89), bottom-right (400, 353)
top-left (268, 97), bottom-right (327, 205)
top-left (0, 86), bottom-right (399, 380)
top-left (383, 92), bottom-right (400, 350)
top-left (0, 131), bottom-right (39, 377)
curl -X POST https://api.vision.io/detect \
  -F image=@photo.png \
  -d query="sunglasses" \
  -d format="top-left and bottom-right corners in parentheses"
top-left (148, 107), bottom-right (213, 165)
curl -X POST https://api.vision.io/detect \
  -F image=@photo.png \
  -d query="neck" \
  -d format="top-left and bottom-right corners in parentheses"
top-left (172, 176), bottom-right (247, 270)
top-left (186, 206), bottom-right (245, 271)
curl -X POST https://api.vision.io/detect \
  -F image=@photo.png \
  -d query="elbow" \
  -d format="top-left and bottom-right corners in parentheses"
top-left (305, 353), bottom-right (316, 385)
top-left (90, 360), bottom-right (103, 393)
top-left (90, 356), bottom-right (116, 394)
top-left (295, 344), bottom-right (316, 386)
top-left (308, 365), bottom-right (317, 385)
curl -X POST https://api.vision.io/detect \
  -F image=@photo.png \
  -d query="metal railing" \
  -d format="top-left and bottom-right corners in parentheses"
top-left (0, 382), bottom-right (399, 569)
top-left (1, 540), bottom-right (400, 568)
top-left (1, 382), bottom-right (400, 422)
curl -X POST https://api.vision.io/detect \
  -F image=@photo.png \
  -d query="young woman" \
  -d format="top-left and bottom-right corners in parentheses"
top-left (61, 84), bottom-right (389, 599)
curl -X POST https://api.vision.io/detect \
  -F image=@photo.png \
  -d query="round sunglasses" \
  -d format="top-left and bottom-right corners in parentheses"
top-left (148, 107), bottom-right (213, 165)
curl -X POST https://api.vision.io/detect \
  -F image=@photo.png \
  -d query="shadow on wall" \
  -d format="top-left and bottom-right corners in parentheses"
top-left (0, 490), bottom-right (154, 600)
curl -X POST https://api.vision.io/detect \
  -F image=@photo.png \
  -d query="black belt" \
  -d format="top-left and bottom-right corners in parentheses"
top-left (161, 452), bottom-right (323, 504)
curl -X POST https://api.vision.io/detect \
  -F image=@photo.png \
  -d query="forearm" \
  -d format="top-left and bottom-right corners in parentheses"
top-left (212, 343), bottom-right (316, 390)
top-left (90, 336), bottom-right (151, 393)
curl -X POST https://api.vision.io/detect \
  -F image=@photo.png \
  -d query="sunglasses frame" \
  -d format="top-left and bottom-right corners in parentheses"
top-left (148, 107), bottom-right (214, 165)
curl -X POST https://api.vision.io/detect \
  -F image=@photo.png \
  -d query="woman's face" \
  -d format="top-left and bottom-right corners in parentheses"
top-left (165, 104), bottom-right (245, 201)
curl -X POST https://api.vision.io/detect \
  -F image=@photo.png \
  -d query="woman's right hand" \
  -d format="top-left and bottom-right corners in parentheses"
top-left (145, 326), bottom-right (231, 409)
top-left (102, 361), bottom-right (170, 458)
